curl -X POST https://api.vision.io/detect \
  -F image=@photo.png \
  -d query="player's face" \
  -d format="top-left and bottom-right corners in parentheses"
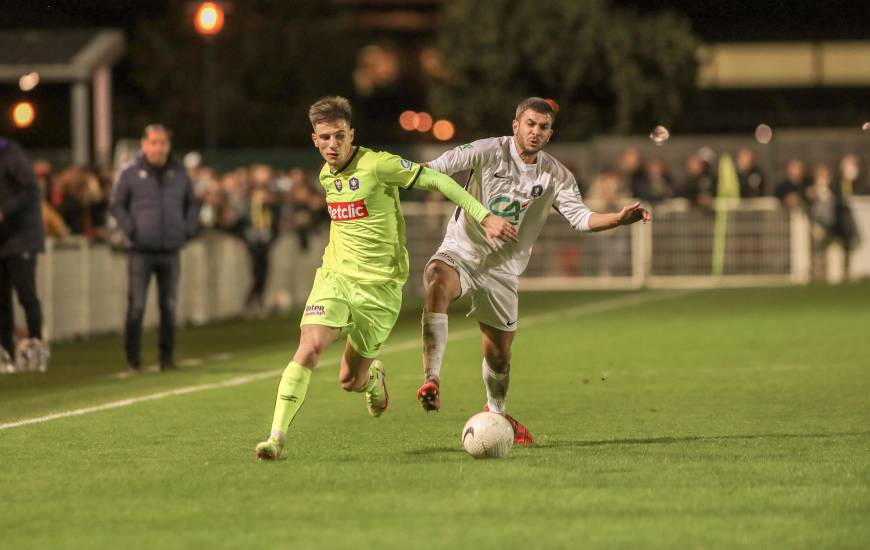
top-left (512, 109), bottom-right (553, 156)
top-left (312, 119), bottom-right (355, 169)
top-left (141, 129), bottom-right (171, 167)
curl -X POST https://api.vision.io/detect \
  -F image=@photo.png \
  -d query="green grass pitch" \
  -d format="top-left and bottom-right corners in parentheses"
top-left (1, 284), bottom-right (868, 549)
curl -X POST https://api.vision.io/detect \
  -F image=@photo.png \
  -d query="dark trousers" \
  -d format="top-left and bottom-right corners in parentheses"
top-left (245, 241), bottom-right (271, 307)
top-left (125, 250), bottom-right (180, 367)
top-left (0, 253), bottom-right (42, 358)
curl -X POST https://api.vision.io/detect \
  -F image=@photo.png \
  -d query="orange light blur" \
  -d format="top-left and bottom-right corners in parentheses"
top-left (415, 112), bottom-right (433, 132)
top-left (399, 110), bottom-right (418, 131)
top-left (12, 101), bottom-right (35, 128)
top-left (545, 98), bottom-right (560, 113)
top-left (432, 120), bottom-right (455, 141)
top-left (195, 2), bottom-right (225, 35)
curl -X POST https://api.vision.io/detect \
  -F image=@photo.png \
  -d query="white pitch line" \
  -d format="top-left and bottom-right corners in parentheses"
top-left (0, 289), bottom-right (692, 431)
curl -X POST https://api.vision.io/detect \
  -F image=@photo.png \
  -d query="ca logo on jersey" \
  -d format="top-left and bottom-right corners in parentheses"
top-left (334, 179), bottom-right (343, 192)
top-left (488, 196), bottom-right (527, 225)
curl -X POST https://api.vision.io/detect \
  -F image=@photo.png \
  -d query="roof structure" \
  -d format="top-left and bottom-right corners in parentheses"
top-left (0, 28), bottom-right (123, 80)
top-left (0, 29), bottom-right (125, 165)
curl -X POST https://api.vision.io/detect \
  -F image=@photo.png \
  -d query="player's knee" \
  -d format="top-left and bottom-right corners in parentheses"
top-left (294, 341), bottom-right (324, 367)
top-left (424, 264), bottom-right (455, 305)
top-left (423, 262), bottom-right (442, 290)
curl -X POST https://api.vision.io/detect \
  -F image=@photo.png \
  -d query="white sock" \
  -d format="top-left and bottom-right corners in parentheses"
top-left (482, 358), bottom-right (509, 414)
top-left (422, 312), bottom-right (448, 384)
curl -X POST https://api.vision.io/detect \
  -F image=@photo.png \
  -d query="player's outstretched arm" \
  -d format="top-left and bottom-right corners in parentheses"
top-left (588, 201), bottom-right (651, 232)
top-left (416, 167), bottom-right (518, 246)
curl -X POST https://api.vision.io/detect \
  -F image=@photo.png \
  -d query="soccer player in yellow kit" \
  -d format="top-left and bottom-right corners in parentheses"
top-left (255, 97), bottom-right (517, 460)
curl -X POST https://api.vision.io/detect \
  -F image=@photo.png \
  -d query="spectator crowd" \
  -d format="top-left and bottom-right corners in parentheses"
top-left (32, 156), bottom-right (331, 316)
top-left (587, 147), bottom-right (867, 255)
top-left (32, 159), bottom-right (330, 246)
top-left (29, 145), bottom-right (869, 288)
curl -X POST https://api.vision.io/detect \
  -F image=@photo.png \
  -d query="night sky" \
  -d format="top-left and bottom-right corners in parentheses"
top-left (2, 0), bottom-right (869, 41)
top-left (1, 0), bottom-right (867, 151)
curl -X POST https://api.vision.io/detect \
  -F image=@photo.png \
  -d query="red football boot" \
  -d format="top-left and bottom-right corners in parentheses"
top-left (416, 380), bottom-right (441, 412)
top-left (484, 405), bottom-right (534, 446)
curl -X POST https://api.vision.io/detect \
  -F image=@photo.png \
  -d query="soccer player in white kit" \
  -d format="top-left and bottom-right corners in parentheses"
top-left (417, 97), bottom-right (650, 444)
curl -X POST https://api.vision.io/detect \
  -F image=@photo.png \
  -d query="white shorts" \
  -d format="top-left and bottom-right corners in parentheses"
top-left (427, 247), bottom-right (518, 332)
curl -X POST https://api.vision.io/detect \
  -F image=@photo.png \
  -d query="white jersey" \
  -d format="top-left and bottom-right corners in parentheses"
top-left (429, 136), bottom-right (592, 278)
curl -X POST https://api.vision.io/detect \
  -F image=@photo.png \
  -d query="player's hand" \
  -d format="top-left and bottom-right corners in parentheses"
top-left (617, 202), bottom-right (651, 226)
top-left (481, 214), bottom-right (518, 247)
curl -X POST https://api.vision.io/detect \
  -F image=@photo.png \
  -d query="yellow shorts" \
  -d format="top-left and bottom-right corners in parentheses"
top-left (300, 268), bottom-right (403, 358)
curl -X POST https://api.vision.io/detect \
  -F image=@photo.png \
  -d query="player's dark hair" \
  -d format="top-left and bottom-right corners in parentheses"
top-left (142, 123), bottom-right (172, 140)
top-left (309, 96), bottom-right (352, 129)
top-left (514, 97), bottom-right (555, 124)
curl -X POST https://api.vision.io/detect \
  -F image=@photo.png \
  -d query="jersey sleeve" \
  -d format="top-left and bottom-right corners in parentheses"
top-left (414, 167), bottom-right (490, 223)
top-left (553, 173), bottom-right (592, 232)
top-left (427, 139), bottom-right (492, 175)
top-left (375, 152), bottom-right (424, 190)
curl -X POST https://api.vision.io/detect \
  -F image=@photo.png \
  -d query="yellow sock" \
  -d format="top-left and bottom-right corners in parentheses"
top-left (354, 363), bottom-right (380, 393)
top-left (269, 361), bottom-right (312, 435)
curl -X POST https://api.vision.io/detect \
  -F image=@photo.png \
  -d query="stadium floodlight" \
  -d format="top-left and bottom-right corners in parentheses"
top-left (194, 2), bottom-right (225, 35)
top-left (191, 2), bottom-right (229, 156)
top-left (12, 101), bottom-right (35, 128)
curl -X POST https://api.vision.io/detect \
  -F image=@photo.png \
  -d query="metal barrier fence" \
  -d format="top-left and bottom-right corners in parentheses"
top-left (33, 230), bottom-right (329, 341)
top-left (403, 197), bottom-right (811, 292)
top-left (21, 197), bottom-right (870, 342)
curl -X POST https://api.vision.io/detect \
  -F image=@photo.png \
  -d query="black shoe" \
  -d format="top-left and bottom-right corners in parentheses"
top-left (160, 362), bottom-right (178, 372)
top-left (126, 363), bottom-right (141, 375)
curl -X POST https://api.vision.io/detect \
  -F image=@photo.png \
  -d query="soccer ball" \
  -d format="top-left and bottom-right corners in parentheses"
top-left (461, 412), bottom-right (514, 459)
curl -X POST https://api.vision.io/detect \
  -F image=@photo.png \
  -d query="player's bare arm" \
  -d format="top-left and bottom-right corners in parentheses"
top-left (588, 201), bottom-right (651, 232)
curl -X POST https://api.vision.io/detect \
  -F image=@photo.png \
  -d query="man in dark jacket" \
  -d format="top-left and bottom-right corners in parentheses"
top-left (0, 137), bottom-right (47, 372)
top-left (110, 124), bottom-right (199, 373)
